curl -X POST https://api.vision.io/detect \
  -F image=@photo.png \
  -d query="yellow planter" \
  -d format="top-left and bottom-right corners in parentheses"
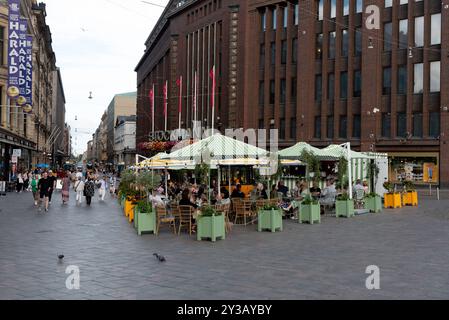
top-left (384, 193), bottom-right (402, 209)
top-left (124, 199), bottom-right (134, 217)
top-left (403, 191), bottom-right (418, 206)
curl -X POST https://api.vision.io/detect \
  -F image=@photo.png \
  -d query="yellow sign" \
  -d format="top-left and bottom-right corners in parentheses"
top-left (423, 163), bottom-right (438, 183)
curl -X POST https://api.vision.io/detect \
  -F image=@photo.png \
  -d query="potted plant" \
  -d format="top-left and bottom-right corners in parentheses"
top-left (257, 204), bottom-right (283, 233)
top-left (196, 206), bottom-right (226, 242)
top-left (402, 181), bottom-right (418, 206)
top-left (131, 171), bottom-right (159, 224)
top-left (335, 193), bottom-right (355, 218)
top-left (135, 200), bottom-right (156, 236)
top-left (383, 181), bottom-right (402, 209)
top-left (299, 196), bottom-right (321, 224)
top-left (364, 192), bottom-right (382, 213)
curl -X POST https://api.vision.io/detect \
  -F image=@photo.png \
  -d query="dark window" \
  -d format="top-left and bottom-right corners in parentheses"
top-left (283, 6), bottom-right (288, 29)
top-left (353, 70), bottom-right (361, 97)
top-left (399, 19), bottom-right (408, 49)
top-left (327, 116), bottom-right (334, 139)
top-left (314, 116), bottom-right (321, 138)
top-left (413, 113), bottom-right (422, 137)
top-left (280, 79), bottom-right (286, 104)
top-left (398, 66), bottom-right (407, 95)
top-left (270, 42), bottom-right (276, 65)
top-left (259, 119), bottom-right (264, 129)
top-left (291, 77), bottom-right (297, 100)
top-left (355, 28), bottom-right (362, 56)
top-left (272, 8), bottom-right (277, 30)
top-left (328, 31), bottom-right (336, 59)
top-left (294, 3), bottom-right (299, 25)
top-left (397, 113), bottom-right (407, 138)
top-left (269, 80), bottom-right (275, 104)
top-left (341, 29), bottom-right (349, 57)
top-left (328, 73), bottom-right (335, 100)
top-left (0, 86), bottom-right (2, 124)
top-left (281, 40), bottom-right (287, 64)
top-left (280, 118), bottom-right (286, 139)
top-left (353, 115), bottom-right (361, 138)
top-left (292, 38), bottom-right (298, 64)
top-left (340, 72), bottom-right (348, 99)
top-left (290, 118), bottom-right (297, 139)
top-left (259, 81), bottom-right (264, 106)
top-left (339, 116), bottom-right (347, 139)
top-left (429, 113), bottom-right (440, 138)
top-left (318, 0), bottom-right (323, 21)
top-left (384, 23), bottom-right (392, 51)
top-left (261, 11), bottom-right (266, 31)
top-left (383, 67), bottom-right (391, 95)
top-left (316, 33), bottom-right (323, 59)
top-left (382, 113), bottom-right (391, 137)
top-left (315, 75), bottom-right (322, 101)
top-left (259, 44), bottom-right (265, 69)
top-left (0, 27), bottom-right (4, 65)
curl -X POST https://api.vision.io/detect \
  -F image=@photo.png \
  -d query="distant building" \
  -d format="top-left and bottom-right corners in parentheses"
top-left (52, 68), bottom-right (67, 168)
top-left (114, 115), bottom-right (137, 171)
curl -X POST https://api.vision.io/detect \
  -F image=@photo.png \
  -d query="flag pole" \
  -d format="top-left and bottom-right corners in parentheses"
top-left (210, 65), bottom-right (215, 132)
top-left (164, 80), bottom-right (168, 132)
top-left (178, 76), bottom-right (182, 133)
top-left (151, 83), bottom-right (155, 136)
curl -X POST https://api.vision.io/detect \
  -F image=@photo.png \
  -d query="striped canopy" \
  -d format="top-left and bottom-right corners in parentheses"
top-left (160, 134), bottom-right (269, 162)
top-left (318, 144), bottom-right (373, 160)
top-left (278, 142), bottom-right (322, 159)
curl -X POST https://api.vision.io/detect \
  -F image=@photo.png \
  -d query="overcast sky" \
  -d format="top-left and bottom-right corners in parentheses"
top-left (43, 0), bottom-right (169, 155)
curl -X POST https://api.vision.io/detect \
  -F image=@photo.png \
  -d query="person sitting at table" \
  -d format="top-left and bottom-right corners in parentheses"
top-left (149, 187), bottom-right (165, 208)
top-left (353, 179), bottom-right (365, 197)
top-left (216, 187), bottom-right (231, 205)
top-left (231, 184), bottom-right (245, 199)
top-left (310, 182), bottom-right (322, 199)
top-left (257, 183), bottom-right (268, 200)
top-left (320, 179), bottom-right (337, 207)
top-left (363, 180), bottom-right (369, 194)
top-left (179, 189), bottom-right (198, 209)
top-left (277, 181), bottom-right (289, 197)
top-left (270, 184), bottom-right (278, 199)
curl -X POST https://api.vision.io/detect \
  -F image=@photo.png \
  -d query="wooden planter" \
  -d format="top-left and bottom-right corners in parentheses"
top-left (384, 193), bottom-right (402, 209)
top-left (197, 214), bottom-right (226, 242)
top-left (403, 191), bottom-right (418, 206)
top-left (335, 199), bottom-right (355, 218)
top-left (137, 210), bottom-right (156, 236)
top-left (125, 198), bottom-right (136, 219)
top-left (258, 209), bottom-right (283, 233)
top-left (365, 196), bottom-right (383, 213)
top-left (299, 203), bottom-right (321, 224)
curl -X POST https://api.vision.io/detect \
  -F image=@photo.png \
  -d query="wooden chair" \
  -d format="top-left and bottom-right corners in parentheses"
top-left (234, 200), bottom-right (255, 226)
top-left (255, 199), bottom-right (267, 211)
top-left (178, 205), bottom-right (194, 235)
top-left (156, 205), bottom-right (177, 235)
top-left (215, 203), bottom-right (232, 233)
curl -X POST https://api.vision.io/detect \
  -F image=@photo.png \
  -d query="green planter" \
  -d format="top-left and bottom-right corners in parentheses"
top-left (137, 210), bottom-right (156, 236)
top-left (258, 209), bottom-right (283, 233)
top-left (120, 194), bottom-right (126, 208)
top-left (134, 207), bottom-right (139, 229)
top-left (197, 214), bottom-right (226, 242)
top-left (365, 196), bottom-right (382, 213)
top-left (299, 203), bottom-right (321, 224)
top-left (336, 199), bottom-right (355, 218)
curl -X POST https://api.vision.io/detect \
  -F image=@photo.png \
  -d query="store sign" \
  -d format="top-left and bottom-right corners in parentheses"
top-left (11, 155), bottom-right (18, 163)
top-left (7, 0), bottom-right (21, 98)
top-left (12, 149), bottom-right (21, 157)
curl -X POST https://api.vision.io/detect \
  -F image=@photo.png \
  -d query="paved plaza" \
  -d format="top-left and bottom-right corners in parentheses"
top-left (0, 190), bottom-right (448, 300)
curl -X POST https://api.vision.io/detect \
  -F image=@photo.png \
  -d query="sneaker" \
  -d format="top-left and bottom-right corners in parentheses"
top-left (45, 208), bottom-right (49, 212)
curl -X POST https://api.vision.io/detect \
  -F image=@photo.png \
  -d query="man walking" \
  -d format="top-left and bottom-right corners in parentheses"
top-left (37, 172), bottom-right (52, 212)
top-left (98, 176), bottom-right (107, 201)
top-left (47, 170), bottom-right (57, 205)
top-left (74, 177), bottom-right (85, 205)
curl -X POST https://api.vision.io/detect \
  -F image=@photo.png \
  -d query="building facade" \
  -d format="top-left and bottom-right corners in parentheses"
top-left (136, 0), bottom-right (449, 187)
top-left (114, 115), bottom-right (136, 171)
top-left (52, 67), bottom-right (67, 168)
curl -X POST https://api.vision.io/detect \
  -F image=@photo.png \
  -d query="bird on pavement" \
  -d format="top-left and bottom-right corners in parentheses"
top-left (58, 254), bottom-right (64, 260)
top-left (153, 253), bottom-right (166, 262)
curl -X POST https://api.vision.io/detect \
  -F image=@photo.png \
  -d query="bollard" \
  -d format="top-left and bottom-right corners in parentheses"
top-left (437, 187), bottom-right (440, 201)
top-left (429, 183), bottom-right (432, 196)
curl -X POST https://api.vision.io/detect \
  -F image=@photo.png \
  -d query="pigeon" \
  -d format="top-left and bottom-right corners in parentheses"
top-left (58, 254), bottom-right (64, 260)
top-left (153, 253), bottom-right (166, 262)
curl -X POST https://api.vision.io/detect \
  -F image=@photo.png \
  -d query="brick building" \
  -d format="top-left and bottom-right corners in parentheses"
top-left (136, 0), bottom-right (449, 187)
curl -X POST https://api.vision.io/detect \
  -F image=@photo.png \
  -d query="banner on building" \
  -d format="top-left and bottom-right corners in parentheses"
top-left (24, 35), bottom-right (33, 112)
top-left (17, 18), bottom-right (28, 106)
top-left (7, 0), bottom-right (21, 98)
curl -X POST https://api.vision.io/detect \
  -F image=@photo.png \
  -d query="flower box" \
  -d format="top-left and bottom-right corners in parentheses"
top-left (136, 209), bottom-right (156, 235)
top-left (299, 203), bottom-right (321, 224)
top-left (257, 209), bottom-right (283, 233)
top-left (384, 193), bottom-right (402, 209)
top-left (365, 196), bottom-right (383, 213)
top-left (402, 191), bottom-right (418, 206)
top-left (197, 214), bottom-right (226, 242)
top-left (336, 199), bottom-right (355, 218)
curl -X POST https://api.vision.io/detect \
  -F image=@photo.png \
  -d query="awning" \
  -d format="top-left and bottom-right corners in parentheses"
top-left (278, 142), bottom-right (322, 159)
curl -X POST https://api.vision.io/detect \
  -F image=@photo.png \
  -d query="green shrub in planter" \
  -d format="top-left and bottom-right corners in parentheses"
top-left (136, 201), bottom-right (156, 236)
top-left (258, 204), bottom-right (283, 233)
top-left (299, 196), bottom-right (321, 224)
top-left (335, 193), bottom-right (355, 218)
top-left (197, 206), bottom-right (225, 242)
top-left (364, 193), bottom-right (382, 213)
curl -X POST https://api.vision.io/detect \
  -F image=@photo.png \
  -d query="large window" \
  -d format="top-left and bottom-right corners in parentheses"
top-left (259, 81), bottom-right (264, 106)
top-left (343, 0), bottom-right (349, 16)
top-left (314, 116), bottom-right (321, 138)
top-left (355, 28), bottom-right (362, 56)
top-left (280, 118), bottom-right (286, 139)
top-left (429, 113), bottom-right (440, 138)
top-left (414, 63), bottom-right (423, 94)
top-left (283, 6), bottom-right (288, 29)
top-left (269, 80), bottom-right (275, 104)
top-left (385, 0), bottom-right (392, 7)
top-left (413, 113), bottom-right (423, 138)
top-left (270, 42), bottom-right (276, 65)
top-left (383, 67), bottom-right (391, 95)
top-left (0, 27), bottom-right (4, 65)
top-left (339, 116), bottom-right (347, 139)
top-left (294, 3), bottom-right (299, 25)
top-left (328, 73), bottom-right (335, 100)
top-left (281, 40), bottom-right (287, 64)
top-left (330, 0), bottom-right (336, 18)
top-left (316, 33), bottom-right (323, 59)
top-left (399, 19), bottom-right (408, 49)
top-left (318, 0), bottom-right (323, 21)
top-left (356, 0), bottom-right (363, 13)
top-left (397, 113), bottom-right (407, 138)
top-left (291, 77), bottom-right (297, 101)
top-left (431, 14), bottom-right (441, 45)
top-left (280, 79), bottom-right (286, 104)
top-left (261, 10), bottom-right (266, 31)
top-left (340, 72), bottom-right (348, 99)
top-left (292, 38), bottom-right (298, 64)
top-left (354, 70), bottom-right (361, 97)
top-left (384, 23), bottom-right (392, 51)
top-left (315, 75), bottom-right (322, 101)
top-left (430, 61), bottom-right (440, 93)
top-left (398, 66), bottom-right (407, 95)
top-left (341, 29), bottom-right (349, 57)
top-left (328, 31), bottom-right (336, 59)
top-left (353, 115), bottom-right (361, 138)
top-left (290, 118), bottom-right (297, 139)
top-left (272, 8), bottom-right (277, 30)
top-left (415, 16), bottom-right (424, 47)
top-left (382, 113), bottom-right (391, 137)
top-left (327, 116), bottom-right (334, 139)
top-left (259, 44), bottom-right (265, 69)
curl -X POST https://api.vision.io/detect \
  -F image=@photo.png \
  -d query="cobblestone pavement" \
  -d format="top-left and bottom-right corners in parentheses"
top-left (0, 190), bottom-right (448, 300)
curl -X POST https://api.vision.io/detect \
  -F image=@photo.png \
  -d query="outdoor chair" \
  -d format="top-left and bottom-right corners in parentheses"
top-left (354, 189), bottom-right (365, 209)
top-left (255, 199), bottom-right (267, 211)
top-left (178, 205), bottom-right (194, 235)
top-left (234, 200), bottom-right (256, 226)
top-left (156, 205), bottom-right (177, 235)
top-left (215, 203), bottom-right (232, 233)
top-left (320, 191), bottom-right (337, 216)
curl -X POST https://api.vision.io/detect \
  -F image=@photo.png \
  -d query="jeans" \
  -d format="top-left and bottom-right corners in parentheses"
top-left (86, 196), bottom-right (92, 206)
top-left (99, 188), bottom-right (106, 201)
top-left (76, 191), bottom-right (83, 203)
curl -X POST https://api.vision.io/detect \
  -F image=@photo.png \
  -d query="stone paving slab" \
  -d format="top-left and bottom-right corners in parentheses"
top-left (0, 191), bottom-right (448, 300)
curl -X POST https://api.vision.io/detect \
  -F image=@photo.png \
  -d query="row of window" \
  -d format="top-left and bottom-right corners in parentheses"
top-left (186, 0), bottom-right (222, 24)
top-left (261, 3), bottom-right (299, 31)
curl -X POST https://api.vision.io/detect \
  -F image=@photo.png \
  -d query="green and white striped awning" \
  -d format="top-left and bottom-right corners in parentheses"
top-left (317, 144), bottom-right (374, 160)
top-left (278, 142), bottom-right (322, 159)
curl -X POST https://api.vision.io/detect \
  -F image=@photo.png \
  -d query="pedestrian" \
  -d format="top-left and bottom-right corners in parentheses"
top-left (84, 177), bottom-right (95, 206)
top-left (23, 171), bottom-right (29, 192)
top-left (16, 172), bottom-right (24, 193)
top-left (37, 172), bottom-right (52, 212)
top-left (74, 176), bottom-right (85, 205)
top-left (98, 176), bottom-right (106, 201)
top-left (30, 173), bottom-right (39, 206)
top-left (61, 173), bottom-right (71, 205)
top-left (47, 170), bottom-right (57, 205)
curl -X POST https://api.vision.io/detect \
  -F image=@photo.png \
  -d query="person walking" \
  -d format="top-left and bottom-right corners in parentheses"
top-left (47, 170), bottom-right (57, 205)
top-left (30, 173), bottom-right (39, 206)
top-left (98, 176), bottom-right (107, 201)
top-left (37, 172), bottom-right (52, 212)
top-left (61, 173), bottom-right (71, 205)
top-left (23, 171), bottom-right (29, 192)
top-left (84, 177), bottom-right (95, 206)
top-left (16, 173), bottom-right (24, 193)
top-left (74, 177), bottom-right (85, 205)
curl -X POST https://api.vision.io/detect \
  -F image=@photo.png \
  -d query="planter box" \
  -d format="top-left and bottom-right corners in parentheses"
top-left (365, 196), bottom-right (383, 213)
top-left (403, 191), bottom-right (418, 206)
top-left (258, 209), bottom-right (283, 233)
top-left (128, 202), bottom-right (138, 223)
top-left (197, 214), bottom-right (226, 242)
top-left (336, 199), bottom-right (355, 218)
top-left (125, 199), bottom-right (136, 219)
top-left (384, 193), bottom-right (402, 209)
top-left (137, 210), bottom-right (156, 235)
top-left (299, 203), bottom-right (321, 224)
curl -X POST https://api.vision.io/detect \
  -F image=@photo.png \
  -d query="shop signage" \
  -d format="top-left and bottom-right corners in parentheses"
top-left (11, 155), bottom-right (18, 163)
top-left (12, 149), bottom-right (21, 157)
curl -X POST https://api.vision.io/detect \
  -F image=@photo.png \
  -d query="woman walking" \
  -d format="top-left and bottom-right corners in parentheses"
top-left (74, 177), bottom-right (85, 205)
top-left (30, 173), bottom-right (39, 206)
top-left (61, 173), bottom-right (71, 205)
top-left (84, 177), bottom-right (95, 206)
top-left (16, 172), bottom-right (24, 193)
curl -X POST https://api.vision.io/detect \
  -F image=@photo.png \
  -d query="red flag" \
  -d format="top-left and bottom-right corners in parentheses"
top-left (209, 66), bottom-right (216, 110)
